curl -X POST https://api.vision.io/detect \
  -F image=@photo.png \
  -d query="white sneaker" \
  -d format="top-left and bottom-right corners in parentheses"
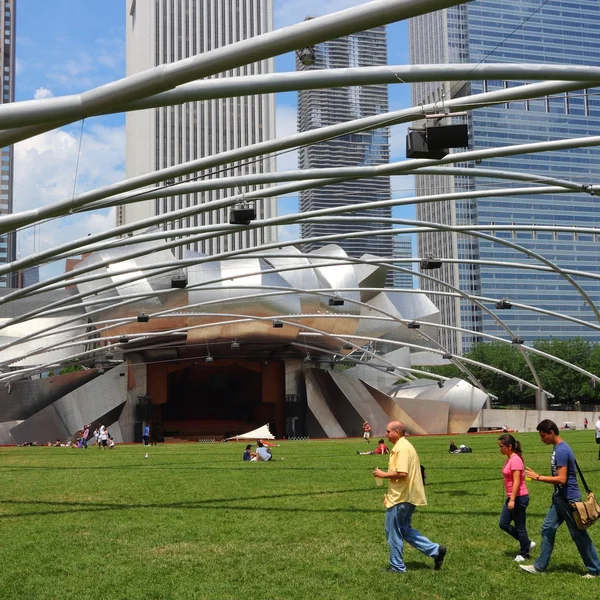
top-left (530, 541), bottom-right (536, 551)
top-left (520, 565), bottom-right (543, 574)
top-left (514, 555), bottom-right (527, 563)
top-left (582, 573), bottom-right (599, 579)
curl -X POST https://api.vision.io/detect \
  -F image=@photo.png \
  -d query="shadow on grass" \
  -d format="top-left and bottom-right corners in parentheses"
top-left (0, 486), bottom-right (383, 519)
top-left (0, 493), bottom-right (551, 521)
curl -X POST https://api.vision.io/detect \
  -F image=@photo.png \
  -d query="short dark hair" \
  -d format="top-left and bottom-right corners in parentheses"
top-left (537, 419), bottom-right (559, 435)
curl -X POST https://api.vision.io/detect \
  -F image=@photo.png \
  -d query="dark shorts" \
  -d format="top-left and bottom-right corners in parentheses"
top-left (101, 439), bottom-right (108, 447)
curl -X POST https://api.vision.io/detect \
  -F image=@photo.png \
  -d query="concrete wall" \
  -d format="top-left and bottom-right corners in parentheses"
top-left (475, 409), bottom-right (599, 433)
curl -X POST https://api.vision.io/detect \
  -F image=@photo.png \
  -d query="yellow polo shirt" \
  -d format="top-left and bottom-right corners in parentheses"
top-left (384, 436), bottom-right (427, 508)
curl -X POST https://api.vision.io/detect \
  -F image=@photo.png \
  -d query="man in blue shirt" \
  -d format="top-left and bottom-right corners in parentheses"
top-left (521, 419), bottom-right (600, 577)
top-left (143, 425), bottom-right (150, 446)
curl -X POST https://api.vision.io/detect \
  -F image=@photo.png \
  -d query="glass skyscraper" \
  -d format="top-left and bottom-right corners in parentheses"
top-left (410, 0), bottom-right (600, 353)
top-left (393, 234), bottom-right (414, 290)
top-left (296, 25), bottom-right (393, 264)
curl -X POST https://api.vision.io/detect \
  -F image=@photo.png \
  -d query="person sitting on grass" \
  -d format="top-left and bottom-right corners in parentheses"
top-left (449, 440), bottom-right (458, 453)
top-left (243, 444), bottom-right (257, 461)
top-left (255, 441), bottom-right (272, 462)
top-left (357, 439), bottom-right (390, 455)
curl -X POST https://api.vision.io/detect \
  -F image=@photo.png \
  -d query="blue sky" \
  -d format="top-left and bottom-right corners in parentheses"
top-left (13, 0), bottom-right (416, 275)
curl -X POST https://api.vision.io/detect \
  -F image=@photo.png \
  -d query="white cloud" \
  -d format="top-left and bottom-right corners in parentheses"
top-left (33, 87), bottom-right (53, 100)
top-left (13, 123), bottom-right (125, 279)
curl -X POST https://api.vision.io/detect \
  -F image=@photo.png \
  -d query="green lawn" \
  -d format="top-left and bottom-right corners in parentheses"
top-left (1, 430), bottom-right (600, 599)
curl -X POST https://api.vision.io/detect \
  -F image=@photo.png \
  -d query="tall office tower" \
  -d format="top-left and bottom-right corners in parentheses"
top-left (410, 1), bottom-right (600, 354)
top-left (1, 0), bottom-right (15, 288)
top-left (393, 234), bottom-right (414, 290)
top-left (296, 25), bottom-right (393, 268)
top-left (122, 0), bottom-right (277, 257)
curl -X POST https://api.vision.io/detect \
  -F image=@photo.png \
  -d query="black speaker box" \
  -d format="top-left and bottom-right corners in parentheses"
top-left (427, 124), bottom-right (469, 150)
top-left (229, 206), bottom-right (256, 225)
top-left (406, 129), bottom-right (447, 159)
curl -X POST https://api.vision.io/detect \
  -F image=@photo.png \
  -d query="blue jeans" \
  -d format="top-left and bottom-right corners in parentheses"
top-left (499, 495), bottom-right (531, 556)
top-left (534, 494), bottom-right (600, 574)
top-left (385, 502), bottom-right (439, 573)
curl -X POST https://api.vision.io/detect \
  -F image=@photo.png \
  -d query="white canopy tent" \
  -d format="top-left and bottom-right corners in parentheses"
top-left (226, 424), bottom-right (275, 441)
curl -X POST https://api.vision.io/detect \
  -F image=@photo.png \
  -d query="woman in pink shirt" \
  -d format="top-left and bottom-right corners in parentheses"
top-left (498, 433), bottom-right (535, 562)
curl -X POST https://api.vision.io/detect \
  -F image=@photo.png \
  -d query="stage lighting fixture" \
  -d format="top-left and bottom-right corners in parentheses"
top-left (420, 258), bottom-right (442, 270)
top-left (495, 299), bottom-right (512, 310)
top-left (171, 274), bottom-right (188, 289)
top-left (407, 321), bottom-right (420, 329)
top-left (231, 341), bottom-right (240, 350)
top-left (511, 337), bottom-right (524, 345)
top-left (297, 46), bottom-right (316, 66)
top-left (229, 201), bottom-right (256, 225)
top-left (137, 311), bottom-right (149, 323)
top-left (272, 319), bottom-right (283, 328)
top-left (328, 297), bottom-right (344, 306)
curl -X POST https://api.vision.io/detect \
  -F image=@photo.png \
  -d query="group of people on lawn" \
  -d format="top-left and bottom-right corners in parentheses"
top-left (365, 418), bottom-right (600, 578)
top-left (242, 440), bottom-right (275, 461)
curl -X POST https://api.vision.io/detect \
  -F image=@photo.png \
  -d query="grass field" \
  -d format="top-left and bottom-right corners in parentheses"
top-left (2, 430), bottom-right (600, 599)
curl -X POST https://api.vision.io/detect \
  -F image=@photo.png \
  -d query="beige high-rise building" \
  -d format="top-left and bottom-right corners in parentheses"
top-left (122, 0), bottom-right (277, 257)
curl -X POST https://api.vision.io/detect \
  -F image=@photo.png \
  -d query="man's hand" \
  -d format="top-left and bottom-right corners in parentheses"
top-left (525, 466), bottom-right (538, 480)
top-left (507, 499), bottom-right (515, 510)
top-left (373, 468), bottom-right (386, 478)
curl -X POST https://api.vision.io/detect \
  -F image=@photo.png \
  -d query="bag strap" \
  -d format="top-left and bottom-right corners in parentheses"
top-left (575, 460), bottom-right (592, 494)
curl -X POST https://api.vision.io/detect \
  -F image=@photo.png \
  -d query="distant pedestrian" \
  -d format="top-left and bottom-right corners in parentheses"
top-left (584, 417), bottom-right (588, 430)
top-left (362, 421), bottom-right (371, 444)
top-left (497, 434), bottom-right (534, 563)
top-left (96, 425), bottom-right (105, 449)
top-left (521, 419), bottom-right (600, 577)
top-left (99, 426), bottom-right (108, 449)
top-left (373, 420), bottom-right (446, 573)
top-left (81, 424), bottom-right (90, 449)
top-left (596, 416), bottom-right (600, 460)
top-left (143, 424), bottom-right (150, 446)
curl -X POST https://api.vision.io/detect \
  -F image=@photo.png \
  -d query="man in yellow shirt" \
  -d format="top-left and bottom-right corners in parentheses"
top-left (374, 420), bottom-right (446, 573)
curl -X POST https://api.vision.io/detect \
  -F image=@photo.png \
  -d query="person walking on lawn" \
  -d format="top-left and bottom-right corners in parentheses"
top-left (521, 419), bottom-right (600, 578)
top-left (497, 433), bottom-right (535, 563)
top-left (373, 420), bottom-right (446, 574)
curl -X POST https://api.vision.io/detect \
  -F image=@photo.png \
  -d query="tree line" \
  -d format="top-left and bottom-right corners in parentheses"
top-left (419, 338), bottom-right (600, 406)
